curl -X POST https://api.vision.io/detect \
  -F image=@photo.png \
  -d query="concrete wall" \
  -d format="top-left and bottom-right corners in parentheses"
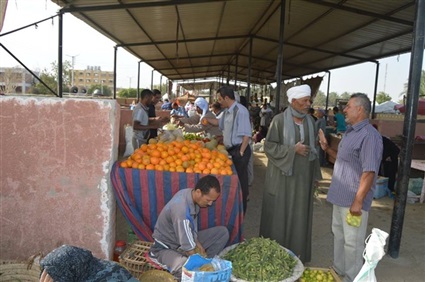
top-left (0, 96), bottom-right (120, 260)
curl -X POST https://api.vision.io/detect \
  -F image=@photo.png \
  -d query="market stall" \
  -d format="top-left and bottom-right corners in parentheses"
top-left (110, 162), bottom-right (244, 245)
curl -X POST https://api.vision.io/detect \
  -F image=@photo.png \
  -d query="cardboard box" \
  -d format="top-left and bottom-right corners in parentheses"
top-left (374, 177), bottom-right (389, 199)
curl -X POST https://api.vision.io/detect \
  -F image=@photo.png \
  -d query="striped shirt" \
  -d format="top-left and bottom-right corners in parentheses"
top-left (327, 119), bottom-right (383, 211)
top-left (219, 101), bottom-right (252, 148)
top-left (152, 189), bottom-right (199, 252)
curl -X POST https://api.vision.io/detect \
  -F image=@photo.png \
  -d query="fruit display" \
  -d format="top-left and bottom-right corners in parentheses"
top-left (120, 139), bottom-right (233, 175)
top-left (222, 237), bottom-right (297, 281)
top-left (300, 268), bottom-right (337, 282)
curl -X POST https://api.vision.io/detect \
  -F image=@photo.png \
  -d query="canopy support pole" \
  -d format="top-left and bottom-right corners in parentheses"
top-left (274, 0), bottom-right (286, 114)
top-left (58, 12), bottom-right (63, 98)
top-left (388, 0), bottom-right (424, 259)
top-left (371, 62), bottom-right (380, 119)
top-left (137, 61), bottom-right (141, 98)
top-left (247, 37), bottom-right (253, 102)
top-left (234, 54), bottom-right (239, 89)
top-left (113, 46), bottom-right (117, 99)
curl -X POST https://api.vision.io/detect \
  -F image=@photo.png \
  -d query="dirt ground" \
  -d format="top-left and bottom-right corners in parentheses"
top-left (116, 152), bottom-right (425, 281)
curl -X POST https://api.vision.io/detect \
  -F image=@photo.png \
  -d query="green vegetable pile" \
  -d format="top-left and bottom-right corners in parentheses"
top-left (183, 133), bottom-right (203, 141)
top-left (223, 237), bottom-right (297, 281)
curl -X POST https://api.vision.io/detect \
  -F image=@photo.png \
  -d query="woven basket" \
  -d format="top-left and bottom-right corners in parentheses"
top-left (0, 255), bottom-right (42, 282)
top-left (119, 240), bottom-right (166, 277)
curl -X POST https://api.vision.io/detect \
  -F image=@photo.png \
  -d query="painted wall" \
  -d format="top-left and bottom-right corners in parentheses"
top-left (0, 96), bottom-right (120, 260)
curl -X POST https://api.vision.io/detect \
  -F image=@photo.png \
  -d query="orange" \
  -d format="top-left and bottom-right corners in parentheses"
top-left (120, 161), bottom-right (129, 168)
top-left (140, 144), bottom-right (149, 152)
top-left (150, 157), bottom-right (160, 165)
top-left (198, 162), bottom-right (207, 171)
top-left (138, 164), bottom-right (145, 170)
top-left (185, 167), bottom-right (194, 173)
top-left (213, 161), bottom-right (222, 169)
top-left (181, 146), bottom-right (189, 153)
top-left (175, 159), bottom-right (183, 166)
top-left (207, 163), bottom-right (214, 170)
top-left (181, 155), bottom-right (190, 162)
top-left (210, 167), bottom-right (219, 174)
top-left (169, 167), bottom-right (176, 172)
top-left (219, 169), bottom-right (228, 175)
top-left (155, 164), bottom-right (164, 171)
top-left (151, 150), bottom-right (161, 158)
top-left (159, 159), bottom-right (167, 166)
top-left (142, 158), bottom-right (151, 165)
top-left (126, 159), bottom-right (134, 167)
top-left (166, 156), bottom-right (174, 164)
top-left (145, 164), bottom-right (155, 170)
top-left (226, 159), bottom-right (233, 166)
top-left (176, 166), bottom-right (185, 172)
top-left (202, 168), bottom-right (211, 174)
top-left (161, 151), bottom-right (169, 158)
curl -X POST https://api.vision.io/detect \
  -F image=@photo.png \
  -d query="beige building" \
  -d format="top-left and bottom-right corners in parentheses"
top-left (0, 67), bottom-right (36, 94)
top-left (73, 66), bottom-right (114, 92)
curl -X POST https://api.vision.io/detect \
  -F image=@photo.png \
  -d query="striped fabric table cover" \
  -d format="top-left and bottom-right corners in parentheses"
top-left (110, 162), bottom-right (244, 245)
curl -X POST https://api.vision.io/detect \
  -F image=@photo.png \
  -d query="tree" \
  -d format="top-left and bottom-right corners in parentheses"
top-left (312, 90), bottom-right (326, 107)
top-left (376, 91), bottom-right (392, 104)
top-left (118, 88), bottom-right (138, 98)
top-left (400, 70), bottom-right (425, 97)
top-left (32, 60), bottom-right (72, 95)
top-left (1, 67), bottom-right (21, 94)
top-left (340, 92), bottom-right (351, 100)
top-left (328, 92), bottom-right (339, 108)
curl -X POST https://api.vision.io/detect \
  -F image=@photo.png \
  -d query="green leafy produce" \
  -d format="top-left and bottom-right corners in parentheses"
top-left (300, 268), bottom-right (335, 282)
top-left (346, 212), bottom-right (361, 227)
top-left (223, 237), bottom-right (297, 281)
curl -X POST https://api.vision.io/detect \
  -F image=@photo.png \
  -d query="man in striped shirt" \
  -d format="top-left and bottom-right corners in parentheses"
top-left (149, 175), bottom-right (229, 279)
top-left (319, 93), bottom-right (383, 282)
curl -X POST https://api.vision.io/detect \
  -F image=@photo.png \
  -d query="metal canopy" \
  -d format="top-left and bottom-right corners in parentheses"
top-left (53, 0), bottom-right (416, 85)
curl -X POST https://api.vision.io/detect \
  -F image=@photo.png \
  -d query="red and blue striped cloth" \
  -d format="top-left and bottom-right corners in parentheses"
top-left (110, 162), bottom-right (244, 245)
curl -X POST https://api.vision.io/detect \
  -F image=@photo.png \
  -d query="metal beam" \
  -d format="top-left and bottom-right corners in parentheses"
top-left (60, 0), bottom-right (223, 13)
top-left (305, 0), bottom-right (414, 26)
top-left (118, 35), bottom-right (247, 47)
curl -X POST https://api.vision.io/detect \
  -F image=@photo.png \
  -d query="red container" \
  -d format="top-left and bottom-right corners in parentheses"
top-left (113, 240), bottom-right (127, 262)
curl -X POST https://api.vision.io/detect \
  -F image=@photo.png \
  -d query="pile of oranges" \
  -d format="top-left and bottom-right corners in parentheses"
top-left (120, 139), bottom-right (234, 175)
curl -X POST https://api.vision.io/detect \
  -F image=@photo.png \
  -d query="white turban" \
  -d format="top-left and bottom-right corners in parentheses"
top-left (287, 84), bottom-right (311, 103)
top-left (194, 97), bottom-right (209, 117)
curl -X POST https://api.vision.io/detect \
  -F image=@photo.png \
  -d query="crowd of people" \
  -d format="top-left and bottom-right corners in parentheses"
top-left (41, 87), bottom-right (395, 281)
top-left (129, 86), bottom-right (389, 281)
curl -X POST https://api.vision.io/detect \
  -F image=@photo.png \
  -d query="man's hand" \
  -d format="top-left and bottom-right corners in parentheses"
top-left (350, 200), bottom-right (363, 216)
top-left (318, 129), bottom-right (329, 151)
top-left (295, 141), bottom-right (310, 157)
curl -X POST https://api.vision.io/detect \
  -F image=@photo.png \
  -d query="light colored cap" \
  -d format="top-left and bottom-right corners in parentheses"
top-left (287, 84), bottom-right (311, 103)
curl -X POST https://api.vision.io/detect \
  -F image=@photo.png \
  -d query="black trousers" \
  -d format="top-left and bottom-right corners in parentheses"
top-left (228, 145), bottom-right (251, 214)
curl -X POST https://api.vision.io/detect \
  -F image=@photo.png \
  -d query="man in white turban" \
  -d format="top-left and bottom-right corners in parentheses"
top-left (259, 84), bottom-right (321, 263)
top-left (287, 84), bottom-right (312, 104)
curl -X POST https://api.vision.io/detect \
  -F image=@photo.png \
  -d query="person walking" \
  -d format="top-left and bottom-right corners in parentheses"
top-left (333, 106), bottom-right (346, 133)
top-left (204, 86), bottom-right (252, 214)
top-left (319, 93), bottom-right (383, 282)
top-left (259, 84), bottom-right (321, 263)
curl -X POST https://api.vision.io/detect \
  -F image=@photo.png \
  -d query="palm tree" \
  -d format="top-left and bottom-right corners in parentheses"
top-left (400, 70), bottom-right (425, 98)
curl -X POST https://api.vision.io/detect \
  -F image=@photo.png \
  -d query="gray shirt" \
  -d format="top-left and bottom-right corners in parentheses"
top-left (327, 119), bottom-right (383, 211)
top-left (219, 102), bottom-right (252, 148)
top-left (152, 189), bottom-right (199, 252)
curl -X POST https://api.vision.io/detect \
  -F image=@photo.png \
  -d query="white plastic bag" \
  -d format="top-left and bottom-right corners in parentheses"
top-left (353, 228), bottom-right (389, 282)
top-left (123, 124), bottom-right (134, 157)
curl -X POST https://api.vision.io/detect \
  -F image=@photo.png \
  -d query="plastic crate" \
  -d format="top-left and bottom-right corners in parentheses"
top-left (374, 177), bottom-right (389, 199)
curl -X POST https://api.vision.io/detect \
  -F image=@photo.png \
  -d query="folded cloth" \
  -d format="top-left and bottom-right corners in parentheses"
top-left (40, 245), bottom-right (138, 282)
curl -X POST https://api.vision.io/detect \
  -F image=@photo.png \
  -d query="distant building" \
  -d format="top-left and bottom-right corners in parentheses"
top-left (0, 67), bottom-right (36, 94)
top-left (73, 66), bottom-right (114, 93)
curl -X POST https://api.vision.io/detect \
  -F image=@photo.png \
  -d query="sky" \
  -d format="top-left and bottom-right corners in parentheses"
top-left (1, 0), bottom-right (424, 101)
